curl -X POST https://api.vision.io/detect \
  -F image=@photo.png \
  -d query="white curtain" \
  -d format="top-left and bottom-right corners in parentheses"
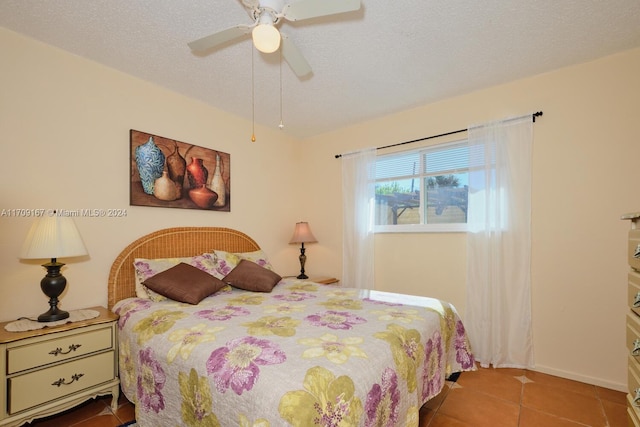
top-left (465, 115), bottom-right (534, 369)
top-left (341, 148), bottom-right (376, 289)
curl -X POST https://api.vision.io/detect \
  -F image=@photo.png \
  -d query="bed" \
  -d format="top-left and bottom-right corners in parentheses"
top-left (108, 227), bottom-right (475, 426)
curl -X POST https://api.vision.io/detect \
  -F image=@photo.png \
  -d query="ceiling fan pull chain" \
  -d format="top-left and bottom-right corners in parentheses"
top-left (279, 47), bottom-right (284, 130)
top-left (251, 44), bottom-right (256, 143)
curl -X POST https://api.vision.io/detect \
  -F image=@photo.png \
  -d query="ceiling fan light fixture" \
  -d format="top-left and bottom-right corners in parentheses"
top-left (252, 23), bottom-right (280, 53)
top-left (252, 11), bottom-right (280, 53)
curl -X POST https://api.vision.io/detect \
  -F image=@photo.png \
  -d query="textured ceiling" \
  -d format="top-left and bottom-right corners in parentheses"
top-left (1, 0), bottom-right (639, 139)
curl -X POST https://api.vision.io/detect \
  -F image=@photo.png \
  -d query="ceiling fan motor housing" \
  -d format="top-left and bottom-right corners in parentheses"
top-left (250, 0), bottom-right (285, 25)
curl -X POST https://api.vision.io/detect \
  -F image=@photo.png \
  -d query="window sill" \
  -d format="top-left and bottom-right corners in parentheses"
top-left (375, 223), bottom-right (467, 233)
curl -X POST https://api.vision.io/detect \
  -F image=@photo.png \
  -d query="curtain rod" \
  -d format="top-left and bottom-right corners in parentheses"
top-left (334, 111), bottom-right (543, 159)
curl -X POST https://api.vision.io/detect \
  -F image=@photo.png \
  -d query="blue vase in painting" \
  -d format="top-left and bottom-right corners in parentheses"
top-left (135, 136), bottom-right (165, 195)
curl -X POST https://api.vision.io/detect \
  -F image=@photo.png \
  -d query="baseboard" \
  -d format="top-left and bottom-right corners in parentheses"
top-left (532, 364), bottom-right (626, 393)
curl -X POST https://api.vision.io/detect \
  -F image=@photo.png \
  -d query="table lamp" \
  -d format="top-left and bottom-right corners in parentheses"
top-left (289, 222), bottom-right (317, 279)
top-left (20, 214), bottom-right (88, 322)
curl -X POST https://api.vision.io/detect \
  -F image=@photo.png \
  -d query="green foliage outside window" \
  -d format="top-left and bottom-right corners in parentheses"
top-left (375, 182), bottom-right (411, 195)
top-left (426, 175), bottom-right (460, 189)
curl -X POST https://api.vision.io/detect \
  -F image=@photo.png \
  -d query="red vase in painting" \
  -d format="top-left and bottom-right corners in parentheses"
top-left (186, 157), bottom-right (208, 189)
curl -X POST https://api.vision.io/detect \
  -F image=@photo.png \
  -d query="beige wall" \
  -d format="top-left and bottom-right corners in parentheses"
top-left (0, 28), bottom-right (303, 322)
top-left (300, 48), bottom-right (640, 391)
top-left (2, 26), bottom-right (639, 391)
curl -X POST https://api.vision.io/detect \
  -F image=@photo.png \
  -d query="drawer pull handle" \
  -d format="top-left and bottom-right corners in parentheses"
top-left (635, 244), bottom-right (640, 259)
top-left (52, 373), bottom-right (84, 387)
top-left (634, 292), bottom-right (640, 307)
top-left (634, 388), bottom-right (640, 407)
top-left (49, 344), bottom-right (82, 356)
top-left (633, 339), bottom-right (640, 356)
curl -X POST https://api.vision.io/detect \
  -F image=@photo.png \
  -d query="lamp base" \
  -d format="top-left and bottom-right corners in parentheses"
top-left (38, 259), bottom-right (69, 322)
top-left (38, 307), bottom-right (70, 322)
top-left (296, 244), bottom-right (309, 280)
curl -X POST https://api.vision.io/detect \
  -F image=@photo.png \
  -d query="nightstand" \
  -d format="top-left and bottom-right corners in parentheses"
top-left (308, 276), bottom-right (340, 285)
top-left (0, 306), bottom-right (119, 427)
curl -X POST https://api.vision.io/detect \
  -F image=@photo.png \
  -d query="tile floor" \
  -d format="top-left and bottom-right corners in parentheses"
top-left (419, 364), bottom-right (628, 427)
top-left (23, 365), bottom-right (628, 426)
top-left (25, 393), bottom-right (135, 427)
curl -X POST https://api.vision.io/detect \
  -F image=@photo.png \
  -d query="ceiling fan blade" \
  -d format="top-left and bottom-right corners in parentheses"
top-left (282, 0), bottom-right (360, 21)
top-left (280, 34), bottom-right (312, 77)
top-left (188, 25), bottom-right (252, 52)
top-left (240, 0), bottom-right (259, 9)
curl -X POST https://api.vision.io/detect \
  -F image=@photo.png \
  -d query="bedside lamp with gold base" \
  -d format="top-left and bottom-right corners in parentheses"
top-left (289, 221), bottom-right (317, 279)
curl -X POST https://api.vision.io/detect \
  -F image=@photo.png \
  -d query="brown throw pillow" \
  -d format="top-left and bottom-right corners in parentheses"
top-left (223, 259), bottom-right (282, 292)
top-left (143, 262), bottom-right (226, 304)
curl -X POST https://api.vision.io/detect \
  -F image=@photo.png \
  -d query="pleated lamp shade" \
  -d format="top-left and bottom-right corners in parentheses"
top-left (21, 215), bottom-right (88, 260)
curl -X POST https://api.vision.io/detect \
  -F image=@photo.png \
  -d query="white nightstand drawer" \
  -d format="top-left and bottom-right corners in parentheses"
top-left (630, 356), bottom-right (640, 400)
top-left (627, 313), bottom-right (640, 362)
top-left (630, 229), bottom-right (640, 271)
top-left (7, 326), bottom-right (113, 374)
top-left (8, 350), bottom-right (115, 414)
top-left (629, 272), bottom-right (640, 316)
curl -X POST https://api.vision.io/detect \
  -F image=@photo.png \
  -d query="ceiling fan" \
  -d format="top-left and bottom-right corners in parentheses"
top-left (188, 0), bottom-right (361, 78)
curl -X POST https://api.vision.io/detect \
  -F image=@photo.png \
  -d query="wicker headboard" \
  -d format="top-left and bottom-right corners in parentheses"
top-left (107, 227), bottom-right (260, 309)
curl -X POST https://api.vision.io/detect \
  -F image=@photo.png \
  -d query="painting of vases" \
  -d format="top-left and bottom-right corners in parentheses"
top-left (130, 129), bottom-right (231, 211)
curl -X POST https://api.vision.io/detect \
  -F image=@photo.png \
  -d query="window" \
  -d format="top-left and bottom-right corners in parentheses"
top-left (374, 140), bottom-right (469, 232)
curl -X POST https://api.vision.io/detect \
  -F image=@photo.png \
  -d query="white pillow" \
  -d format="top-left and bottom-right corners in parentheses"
top-left (235, 249), bottom-right (275, 271)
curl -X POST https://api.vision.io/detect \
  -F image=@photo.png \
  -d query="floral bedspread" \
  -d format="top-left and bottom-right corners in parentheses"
top-left (113, 278), bottom-right (475, 427)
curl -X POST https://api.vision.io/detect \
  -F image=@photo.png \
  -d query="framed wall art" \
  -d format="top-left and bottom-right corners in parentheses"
top-left (130, 129), bottom-right (230, 211)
